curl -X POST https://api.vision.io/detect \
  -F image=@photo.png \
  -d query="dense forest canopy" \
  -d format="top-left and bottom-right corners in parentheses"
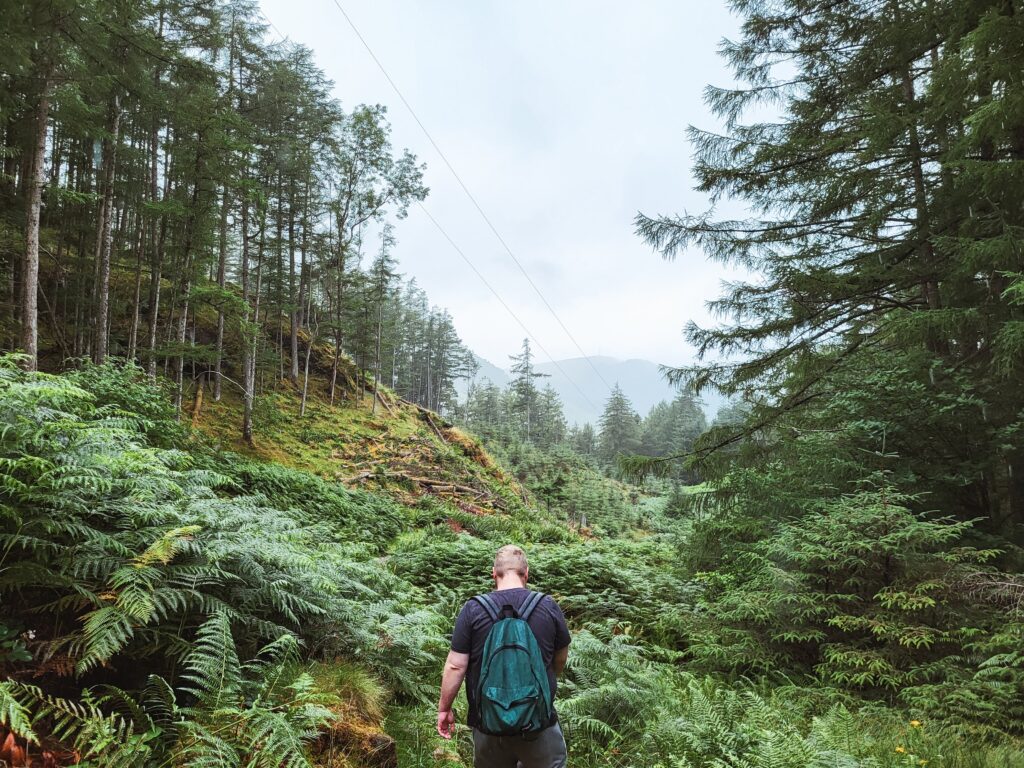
top-left (1, 0), bottom-right (1024, 767)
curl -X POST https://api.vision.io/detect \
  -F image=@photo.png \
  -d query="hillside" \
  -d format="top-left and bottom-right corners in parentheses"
top-left (0, 359), bottom-right (574, 766)
top-left (196, 381), bottom-right (527, 521)
top-left (0, 358), bottom-right (685, 767)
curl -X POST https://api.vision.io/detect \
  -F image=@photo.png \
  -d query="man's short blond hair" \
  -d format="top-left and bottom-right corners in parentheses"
top-left (493, 544), bottom-right (528, 578)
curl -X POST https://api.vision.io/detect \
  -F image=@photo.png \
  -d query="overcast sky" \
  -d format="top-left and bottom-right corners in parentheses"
top-left (258, 0), bottom-right (742, 370)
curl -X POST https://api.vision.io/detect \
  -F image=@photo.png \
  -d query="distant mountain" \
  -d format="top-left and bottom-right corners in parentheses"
top-left (462, 354), bottom-right (727, 427)
top-left (469, 355), bottom-right (510, 389)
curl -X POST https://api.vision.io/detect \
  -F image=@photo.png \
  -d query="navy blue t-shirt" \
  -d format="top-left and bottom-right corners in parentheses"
top-left (451, 588), bottom-right (571, 728)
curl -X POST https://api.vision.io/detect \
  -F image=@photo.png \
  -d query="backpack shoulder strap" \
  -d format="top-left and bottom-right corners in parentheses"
top-left (472, 593), bottom-right (500, 623)
top-left (519, 591), bottom-right (546, 622)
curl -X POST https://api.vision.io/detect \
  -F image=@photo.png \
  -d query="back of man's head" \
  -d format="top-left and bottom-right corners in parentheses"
top-left (493, 544), bottom-right (528, 579)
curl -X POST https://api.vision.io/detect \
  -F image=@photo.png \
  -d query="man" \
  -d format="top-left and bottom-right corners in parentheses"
top-left (437, 544), bottom-right (571, 768)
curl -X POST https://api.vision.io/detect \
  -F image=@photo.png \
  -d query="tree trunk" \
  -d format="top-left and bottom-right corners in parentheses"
top-left (247, 199), bottom-right (267, 443)
top-left (20, 77), bottom-right (51, 371)
top-left (147, 128), bottom-right (170, 378)
top-left (145, 7), bottom-right (166, 377)
top-left (126, 208), bottom-right (145, 360)
top-left (191, 370), bottom-right (206, 426)
top-left (214, 33), bottom-right (235, 400)
top-left (298, 172), bottom-right (311, 327)
top-left (214, 184), bottom-right (229, 399)
top-left (300, 313), bottom-right (315, 418)
top-left (241, 193), bottom-right (254, 444)
top-left (329, 240), bottom-right (347, 403)
top-left (372, 302), bottom-right (383, 414)
top-left (94, 94), bottom-right (121, 364)
top-left (174, 275), bottom-right (191, 416)
top-left (275, 176), bottom-right (284, 383)
top-left (330, 333), bottom-right (342, 404)
top-left (288, 180), bottom-right (299, 384)
top-left (175, 142), bottom-right (203, 416)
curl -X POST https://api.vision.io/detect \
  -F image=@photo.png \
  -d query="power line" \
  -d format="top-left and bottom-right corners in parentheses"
top-left (253, 5), bottom-right (288, 44)
top-left (258, 3), bottom-right (603, 413)
top-left (416, 203), bottom-right (599, 412)
top-left (325, 0), bottom-right (617, 397)
top-left (265, 19), bottom-right (287, 42)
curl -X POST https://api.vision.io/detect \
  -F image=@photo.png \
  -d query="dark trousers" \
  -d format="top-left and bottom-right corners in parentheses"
top-left (471, 722), bottom-right (568, 768)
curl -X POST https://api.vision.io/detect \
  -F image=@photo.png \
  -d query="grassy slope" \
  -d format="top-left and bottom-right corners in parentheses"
top-left (194, 379), bottom-right (529, 520)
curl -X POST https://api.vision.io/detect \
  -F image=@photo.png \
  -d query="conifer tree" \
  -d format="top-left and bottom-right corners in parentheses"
top-left (508, 338), bottom-right (549, 441)
top-left (597, 384), bottom-right (642, 469)
top-left (640, 401), bottom-right (675, 458)
top-left (369, 224), bottom-right (398, 412)
top-left (534, 385), bottom-right (568, 449)
top-left (463, 379), bottom-right (505, 442)
top-left (569, 422), bottom-right (597, 457)
top-left (637, 0), bottom-right (1024, 531)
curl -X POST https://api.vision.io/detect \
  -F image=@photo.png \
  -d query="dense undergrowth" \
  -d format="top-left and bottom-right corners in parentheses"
top-left (0, 357), bottom-right (442, 765)
top-left (1, 357), bottom-right (1022, 766)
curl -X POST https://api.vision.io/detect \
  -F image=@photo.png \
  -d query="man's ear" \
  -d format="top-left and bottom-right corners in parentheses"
top-left (491, 567), bottom-right (497, 580)
top-left (524, 567), bottom-right (529, 583)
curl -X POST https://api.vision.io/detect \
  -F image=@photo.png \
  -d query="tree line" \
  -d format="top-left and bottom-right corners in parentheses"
top-left (460, 339), bottom-right (719, 475)
top-left (456, 338), bottom-right (725, 534)
top-left (1, 0), bottom-right (476, 440)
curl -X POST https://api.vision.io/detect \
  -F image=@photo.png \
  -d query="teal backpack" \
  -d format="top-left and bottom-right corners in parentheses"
top-left (473, 591), bottom-right (554, 737)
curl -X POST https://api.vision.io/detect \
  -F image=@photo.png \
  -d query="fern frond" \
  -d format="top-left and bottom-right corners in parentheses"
top-left (181, 612), bottom-right (243, 707)
top-left (0, 680), bottom-right (37, 743)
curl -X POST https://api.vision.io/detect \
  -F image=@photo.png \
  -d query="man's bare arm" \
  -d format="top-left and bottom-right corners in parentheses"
top-left (553, 645), bottom-right (569, 678)
top-left (437, 650), bottom-right (469, 739)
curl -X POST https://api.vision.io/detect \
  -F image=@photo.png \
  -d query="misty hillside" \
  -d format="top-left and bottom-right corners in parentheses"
top-left (464, 354), bottom-right (727, 426)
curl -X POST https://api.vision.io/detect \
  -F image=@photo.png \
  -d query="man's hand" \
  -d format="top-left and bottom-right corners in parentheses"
top-left (437, 708), bottom-right (455, 739)
top-left (437, 650), bottom-right (468, 740)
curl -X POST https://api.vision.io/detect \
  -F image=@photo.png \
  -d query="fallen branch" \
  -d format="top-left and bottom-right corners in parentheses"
top-left (337, 466), bottom-right (511, 512)
top-left (339, 470), bottom-right (374, 483)
top-left (395, 474), bottom-right (490, 496)
top-left (374, 387), bottom-right (396, 416)
top-left (398, 398), bottom-right (451, 442)
top-left (422, 412), bottom-right (447, 442)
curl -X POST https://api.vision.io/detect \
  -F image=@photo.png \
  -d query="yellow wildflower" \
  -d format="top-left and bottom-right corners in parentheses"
top-left (910, 719), bottom-right (923, 728)
top-left (918, 761), bottom-right (928, 766)
top-left (895, 746), bottom-right (906, 754)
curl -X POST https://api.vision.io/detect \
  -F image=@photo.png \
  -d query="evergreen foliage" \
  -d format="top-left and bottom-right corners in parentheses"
top-left (639, 390), bottom-right (708, 482)
top-left (624, 0), bottom-right (1024, 754)
top-left (1, 357), bottom-right (1020, 765)
top-left (3, 0), bottom-right (1024, 764)
top-left (458, 345), bottom-right (644, 535)
top-left (507, 338), bottom-right (551, 443)
top-left (0, 0), bottom-right (476, 440)
top-left (636, 0), bottom-right (1024, 536)
top-left (597, 384), bottom-right (642, 472)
